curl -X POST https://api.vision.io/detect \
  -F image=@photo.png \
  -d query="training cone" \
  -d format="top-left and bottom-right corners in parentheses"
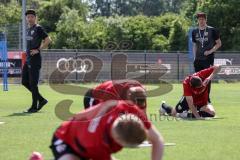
top-left (29, 152), bottom-right (44, 160)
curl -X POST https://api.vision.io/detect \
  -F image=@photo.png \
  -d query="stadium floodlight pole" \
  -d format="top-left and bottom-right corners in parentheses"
top-left (21, 0), bottom-right (27, 51)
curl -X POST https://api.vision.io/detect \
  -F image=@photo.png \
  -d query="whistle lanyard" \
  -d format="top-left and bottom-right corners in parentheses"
top-left (198, 27), bottom-right (207, 48)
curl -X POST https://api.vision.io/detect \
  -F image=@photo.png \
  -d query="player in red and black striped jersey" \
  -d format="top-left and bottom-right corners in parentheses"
top-left (50, 100), bottom-right (164, 160)
top-left (83, 80), bottom-right (147, 112)
top-left (160, 66), bottom-right (221, 119)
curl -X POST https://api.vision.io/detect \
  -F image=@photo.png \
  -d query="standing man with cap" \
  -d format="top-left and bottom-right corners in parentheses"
top-left (22, 9), bottom-right (51, 113)
top-left (192, 12), bottom-right (221, 102)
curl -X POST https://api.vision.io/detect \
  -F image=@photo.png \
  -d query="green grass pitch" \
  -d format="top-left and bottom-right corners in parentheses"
top-left (0, 83), bottom-right (240, 160)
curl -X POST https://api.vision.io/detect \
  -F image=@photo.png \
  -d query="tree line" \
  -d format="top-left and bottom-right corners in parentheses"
top-left (0, 0), bottom-right (239, 51)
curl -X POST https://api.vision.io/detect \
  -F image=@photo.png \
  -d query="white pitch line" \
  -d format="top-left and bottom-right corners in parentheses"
top-left (200, 117), bottom-right (224, 121)
top-left (213, 116), bottom-right (224, 119)
top-left (138, 141), bottom-right (176, 148)
top-left (164, 143), bottom-right (176, 146)
top-left (0, 122), bottom-right (5, 125)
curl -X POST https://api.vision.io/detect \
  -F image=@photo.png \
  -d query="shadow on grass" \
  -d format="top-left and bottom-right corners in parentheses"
top-left (5, 112), bottom-right (44, 117)
top-left (180, 117), bottom-right (225, 121)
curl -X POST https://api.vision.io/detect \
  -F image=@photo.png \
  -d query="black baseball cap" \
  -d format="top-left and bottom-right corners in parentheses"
top-left (196, 12), bottom-right (207, 19)
top-left (25, 9), bottom-right (36, 16)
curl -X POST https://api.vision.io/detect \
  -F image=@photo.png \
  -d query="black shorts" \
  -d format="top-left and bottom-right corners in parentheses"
top-left (83, 89), bottom-right (99, 109)
top-left (50, 136), bottom-right (86, 160)
top-left (175, 97), bottom-right (204, 113)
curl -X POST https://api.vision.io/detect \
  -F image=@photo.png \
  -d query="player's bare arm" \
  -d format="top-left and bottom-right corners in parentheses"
top-left (204, 38), bottom-right (222, 56)
top-left (193, 43), bottom-right (197, 59)
top-left (73, 100), bottom-right (118, 121)
top-left (203, 65), bottom-right (221, 86)
top-left (40, 36), bottom-right (52, 50)
top-left (95, 100), bottom-right (118, 117)
top-left (30, 36), bottom-right (51, 55)
top-left (147, 125), bottom-right (164, 160)
top-left (111, 156), bottom-right (119, 160)
top-left (185, 96), bottom-right (201, 119)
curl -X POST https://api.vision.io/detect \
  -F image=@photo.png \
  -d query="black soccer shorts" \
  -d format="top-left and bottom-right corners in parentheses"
top-left (50, 136), bottom-right (86, 160)
top-left (83, 89), bottom-right (99, 109)
top-left (175, 96), bottom-right (203, 113)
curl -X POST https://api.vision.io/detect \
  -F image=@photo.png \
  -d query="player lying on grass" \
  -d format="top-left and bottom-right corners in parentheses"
top-left (160, 65), bottom-right (221, 119)
top-left (84, 79), bottom-right (147, 112)
top-left (50, 100), bottom-right (164, 160)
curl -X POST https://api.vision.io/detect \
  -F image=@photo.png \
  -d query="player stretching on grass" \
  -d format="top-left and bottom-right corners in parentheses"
top-left (50, 100), bottom-right (164, 160)
top-left (160, 66), bottom-right (221, 119)
top-left (84, 79), bottom-right (147, 112)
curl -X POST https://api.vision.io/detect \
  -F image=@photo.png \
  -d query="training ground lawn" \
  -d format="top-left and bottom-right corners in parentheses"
top-left (0, 83), bottom-right (240, 160)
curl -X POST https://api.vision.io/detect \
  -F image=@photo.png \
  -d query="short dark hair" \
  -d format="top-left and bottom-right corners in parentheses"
top-left (196, 12), bottom-right (207, 19)
top-left (190, 76), bottom-right (202, 88)
top-left (25, 9), bottom-right (36, 16)
top-left (127, 87), bottom-right (146, 109)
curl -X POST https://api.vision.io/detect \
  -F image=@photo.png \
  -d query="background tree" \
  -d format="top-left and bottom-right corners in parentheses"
top-left (54, 8), bottom-right (85, 49)
top-left (88, 0), bottom-right (187, 17)
top-left (169, 18), bottom-right (190, 51)
top-left (0, 1), bottom-right (21, 25)
top-left (38, 0), bottom-right (89, 33)
top-left (0, 1), bottom-right (21, 49)
top-left (181, 0), bottom-right (200, 21)
top-left (0, 0), bottom-right (239, 51)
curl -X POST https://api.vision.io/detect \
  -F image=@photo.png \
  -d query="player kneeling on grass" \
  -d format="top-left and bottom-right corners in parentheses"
top-left (160, 65), bottom-right (221, 119)
top-left (50, 100), bottom-right (164, 160)
top-left (84, 79), bottom-right (147, 113)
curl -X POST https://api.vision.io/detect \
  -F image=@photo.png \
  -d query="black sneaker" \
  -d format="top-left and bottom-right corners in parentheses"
top-left (23, 107), bottom-right (38, 113)
top-left (37, 99), bottom-right (48, 111)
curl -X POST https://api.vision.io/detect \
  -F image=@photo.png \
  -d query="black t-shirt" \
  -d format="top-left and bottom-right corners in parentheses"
top-left (26, 24), bottom-right (48, 66)
top-left (192, 26), bottom-right (220, 61)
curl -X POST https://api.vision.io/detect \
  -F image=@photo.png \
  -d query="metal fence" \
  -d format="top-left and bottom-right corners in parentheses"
top-left (0, 23), bottom-right (22, 50)
top-left (39, 50), bottom-right (240, 83)
top-left (1, 50), bottom-right (240, 84)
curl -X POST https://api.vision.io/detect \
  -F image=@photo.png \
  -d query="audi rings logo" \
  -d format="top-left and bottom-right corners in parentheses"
top-left (56, 58), bottom-right (94, 73)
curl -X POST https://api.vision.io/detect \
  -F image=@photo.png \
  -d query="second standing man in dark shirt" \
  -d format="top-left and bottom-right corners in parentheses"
top-left (22, 9), bottom-right (51, 113)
